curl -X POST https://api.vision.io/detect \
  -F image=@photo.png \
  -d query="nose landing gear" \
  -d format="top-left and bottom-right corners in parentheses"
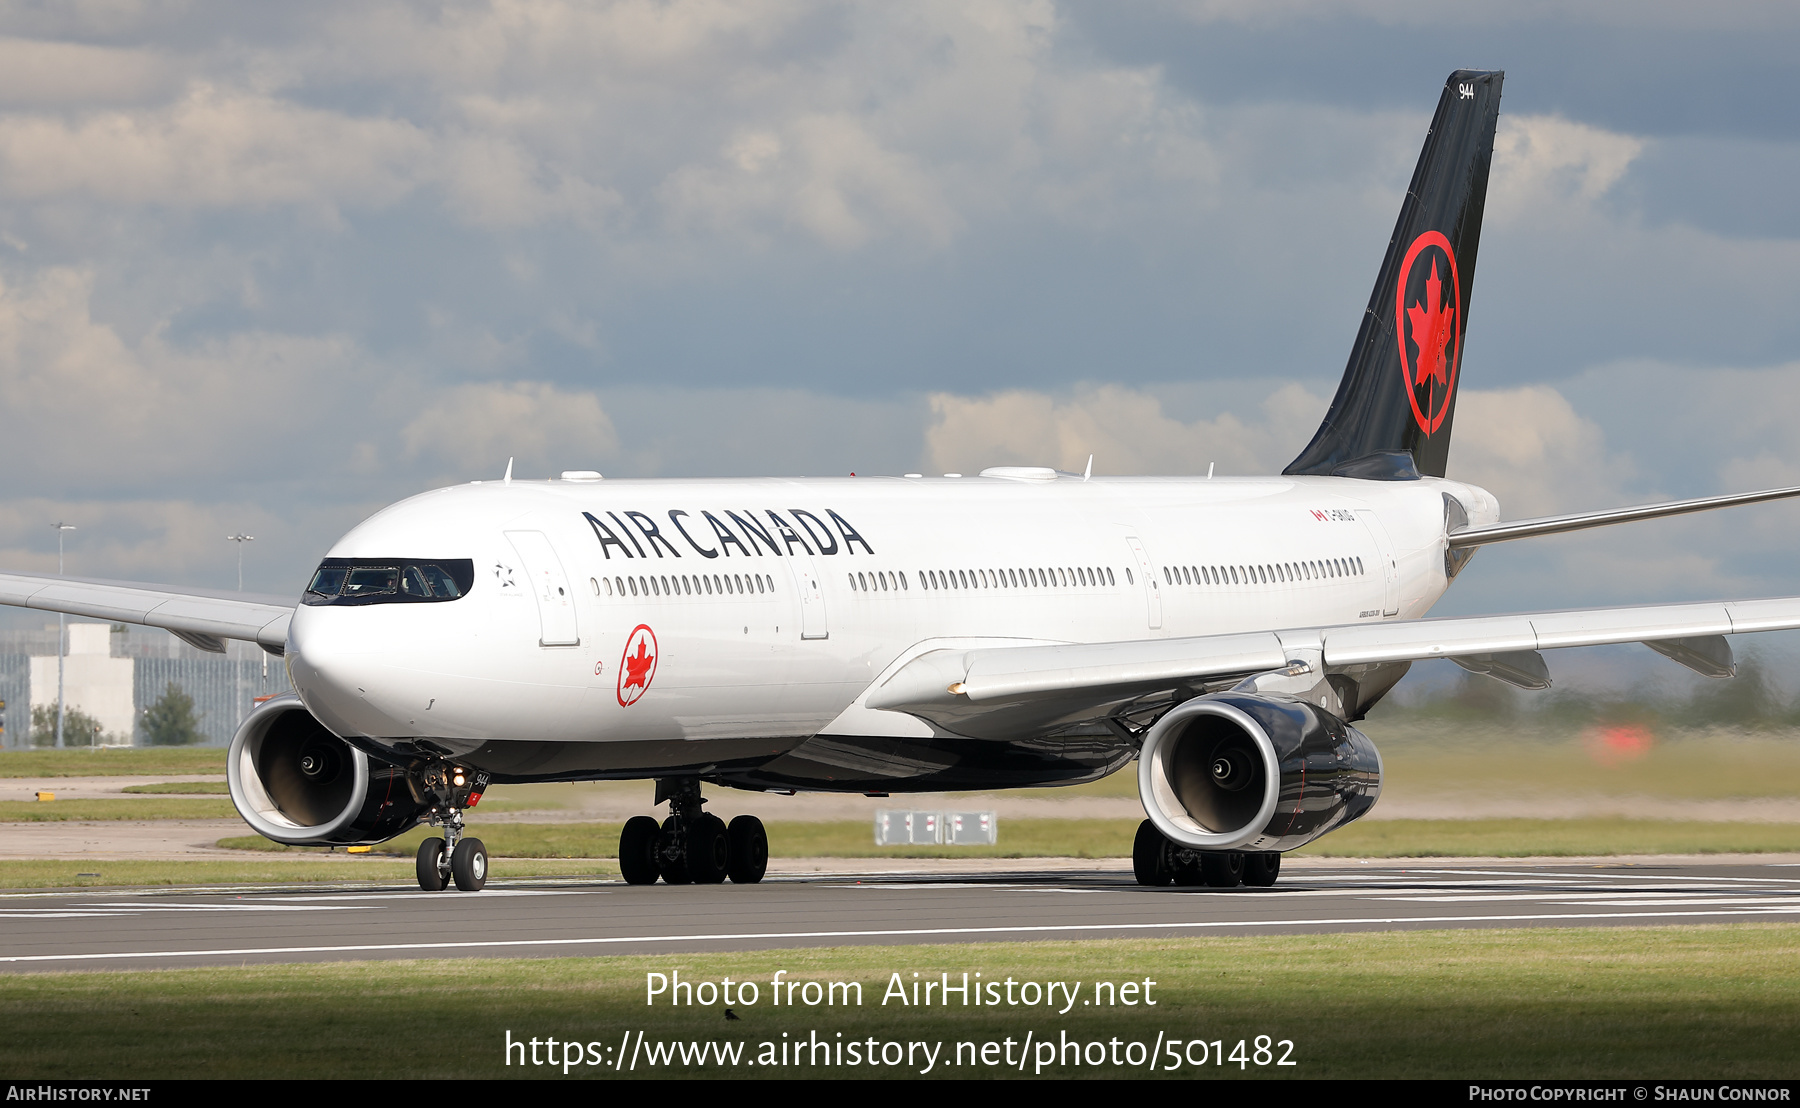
top-left (410, 760), bottom-right (491, 892)
top-left (619, 778), bottom-right (767, 886)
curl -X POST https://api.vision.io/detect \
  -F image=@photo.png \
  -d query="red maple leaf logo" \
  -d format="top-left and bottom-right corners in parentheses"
top-left (623, 639), bottom-right (655, 690)
top-left (617, 624), bottom-right (659, 707)
top-left (1406, 258), bottom-right (1457, 390)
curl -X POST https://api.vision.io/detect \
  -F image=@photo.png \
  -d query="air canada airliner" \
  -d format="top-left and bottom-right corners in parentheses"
top-left (5, 70), bottom-right (1799, 893)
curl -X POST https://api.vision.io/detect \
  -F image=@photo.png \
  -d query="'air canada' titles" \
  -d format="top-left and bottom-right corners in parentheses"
top-left (582, 508), bottom-right (875, 561)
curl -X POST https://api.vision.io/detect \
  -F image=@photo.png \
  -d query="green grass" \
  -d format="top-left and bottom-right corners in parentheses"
top-left (119, 781), bottom-right (229, 794)
top-left (0, 858), bottom-right (614, 889)
top-left (2, 926), bottom-right (1797, 1078)
top-left (1362, 721), bottom-right (1800, 800)
top-left (0, 748), bottom-right (226, 777)
top-left (1295, 818), bottom-right (1800, 857)
top-left (0, 798), bottom-right (239, 821)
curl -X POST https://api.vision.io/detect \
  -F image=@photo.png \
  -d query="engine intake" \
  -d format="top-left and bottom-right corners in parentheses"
top-left (1138, 693), bottom-right (1381, 852)
top-left (228, 694), bottom-right (425, 846)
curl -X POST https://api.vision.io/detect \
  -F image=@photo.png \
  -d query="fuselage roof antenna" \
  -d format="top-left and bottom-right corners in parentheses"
top-left (503, 457), bottom-right (514, 485)
top-left (1084, 454), bottom-right (1093, 482)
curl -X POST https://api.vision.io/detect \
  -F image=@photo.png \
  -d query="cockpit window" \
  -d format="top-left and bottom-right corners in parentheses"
top-left (307, 566), bottom-right (348, 598)
top-left (344, 567), bottom-right (399, 597)
top-left (304, 559), bottom-right (475, 606)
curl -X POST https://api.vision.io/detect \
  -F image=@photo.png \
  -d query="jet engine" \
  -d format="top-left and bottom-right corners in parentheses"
top-left (227, 694), bottom-right (426, 846)
top-left (1137, 693), bottom-right (1381, 852)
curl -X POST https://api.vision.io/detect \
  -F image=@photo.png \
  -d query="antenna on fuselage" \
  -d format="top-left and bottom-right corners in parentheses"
top-left (1207, 462), bottom-right (1215, 479)
top-left (1083, 454), bottom-right (1093, 482)
top-left (503, 457), bottom-right (514, 485)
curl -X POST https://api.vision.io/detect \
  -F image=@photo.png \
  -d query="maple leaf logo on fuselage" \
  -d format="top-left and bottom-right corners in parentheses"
top-left (1406, 258), bottom-right (1457, 391)
top-left (616, 624), bottom-right (660, 707)
top-left (623, 640), bottom-right (655, 690)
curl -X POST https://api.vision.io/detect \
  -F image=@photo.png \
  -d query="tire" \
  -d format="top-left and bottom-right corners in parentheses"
top-left (1243, 852), bottom-right (1281, 887)
top-left (1172, 859), bottom-right (1206, 886)
top-left (1200, 850), bottom-right (1245, 888)
top-left (687, 814), bottom-right (730, 885)
top-left (1132, 820), bottom-right (1172, 887)
top-left (415, 837), bottom-right (447, 892)
top-left (656, 817), bottom-right (691, 885)
top-left (727, 815), bottom-right (768, 884)
top-left (619, 815), bottom-right (661, 885)
top-left (451, 836), bottom-right (489, 892)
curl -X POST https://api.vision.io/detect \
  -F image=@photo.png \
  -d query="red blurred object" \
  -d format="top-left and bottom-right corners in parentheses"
top-left (1583, 723), bottom-right (1654, 767)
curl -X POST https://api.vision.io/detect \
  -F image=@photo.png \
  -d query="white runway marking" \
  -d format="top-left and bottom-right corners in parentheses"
top-left (0, 902), bottom-right (378, 918)
top-left (232, 889), bottom-right (608, 903)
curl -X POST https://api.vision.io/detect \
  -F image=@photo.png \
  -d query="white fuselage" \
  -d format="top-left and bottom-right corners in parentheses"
top-left (286, 472), bottom-right (1498, 761)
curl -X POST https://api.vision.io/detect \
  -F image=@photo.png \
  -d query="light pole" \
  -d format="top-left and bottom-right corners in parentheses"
top-left (50, 522), bottom-right (75, 749)
top-left (226, 533), bottom-right (254, 592)
top-left (226, 534), bottom-right (256, 738)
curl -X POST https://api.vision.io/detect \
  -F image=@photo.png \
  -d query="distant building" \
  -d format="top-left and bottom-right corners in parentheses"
top-left (0, 624), bottom-right (292, 748)
top-left (29, 624), bottom-right (134, 743)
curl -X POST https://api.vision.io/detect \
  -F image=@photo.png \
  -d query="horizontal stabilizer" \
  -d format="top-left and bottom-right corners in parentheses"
top-left (1449, 485), bottom-right (1800, 549)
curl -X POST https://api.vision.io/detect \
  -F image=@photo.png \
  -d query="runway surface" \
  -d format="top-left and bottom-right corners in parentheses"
top-left (3, 859), bottom-right (1800, 970)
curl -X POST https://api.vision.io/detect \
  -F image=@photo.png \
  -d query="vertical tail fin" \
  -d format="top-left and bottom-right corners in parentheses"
top-left (1285, 69), bottom-right (1503, 481)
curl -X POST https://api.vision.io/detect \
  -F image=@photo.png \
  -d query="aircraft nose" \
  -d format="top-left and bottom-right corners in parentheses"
top-left (286, 606), bottom-right (404, 738)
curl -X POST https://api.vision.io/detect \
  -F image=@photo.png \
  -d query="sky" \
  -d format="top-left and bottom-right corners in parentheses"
top-left (1, 0), bottom-right (1798, 685)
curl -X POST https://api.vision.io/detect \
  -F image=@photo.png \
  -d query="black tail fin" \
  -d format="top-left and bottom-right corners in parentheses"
top-left (1285, 69), bottom-right (1503, 481)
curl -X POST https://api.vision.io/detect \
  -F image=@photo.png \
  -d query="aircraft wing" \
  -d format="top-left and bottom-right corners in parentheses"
top-left (864, 597), bottom-right (1800, 740)
top-left (0, 571), bottom-right (294, 654)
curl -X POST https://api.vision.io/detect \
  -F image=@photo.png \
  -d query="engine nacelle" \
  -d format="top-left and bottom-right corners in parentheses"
top-left (1138, 693), bottom-right (1381, 852)
top-left (227, 694), bottom-right (426, 846)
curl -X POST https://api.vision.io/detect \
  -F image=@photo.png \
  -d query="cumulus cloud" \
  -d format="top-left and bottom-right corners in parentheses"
top-left (1446, 385), bottom-right (1633, 516)
top-left (923, 382), bottom-right (1324, 476)
top-left (0, 84), bottom-right (432, 212)
top-left (0, 267), bottom-right (375, 491)
top-left (0, 37), bottom-right (174, 106)
top-left (400, 381), bottom-right (618, 478)
top-left (1488, 114), bottom-right (1644, 228)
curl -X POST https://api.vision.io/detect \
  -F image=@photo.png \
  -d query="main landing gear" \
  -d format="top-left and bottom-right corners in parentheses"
top-left (619, 777), bottom-right (768, 886)
top-left (1132, 819), bottom-right (1280, 888)
top-left (412, 760), bottom-right (491, 892)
